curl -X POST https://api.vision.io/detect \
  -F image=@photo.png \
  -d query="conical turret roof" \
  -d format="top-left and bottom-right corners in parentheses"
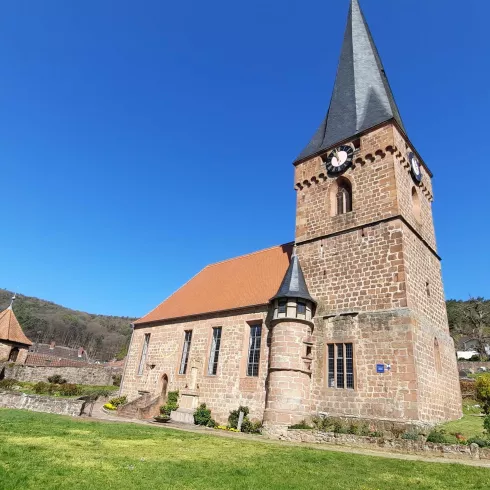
top-left (271, 254), bottom-right (316, 304)
top-left (296, 0), bottom-right (405, 163)
top-left (0, 305), bottom-right (33, 346)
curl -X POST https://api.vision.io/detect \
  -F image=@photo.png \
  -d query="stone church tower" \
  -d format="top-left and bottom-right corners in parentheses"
top-left (288, 0), bottom-right (462, 425)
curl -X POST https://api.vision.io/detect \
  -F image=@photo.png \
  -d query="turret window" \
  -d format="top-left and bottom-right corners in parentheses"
top-left (327, 342), bottom-right (354, 389)
top-left (278, 299), bottom-right (287, 316)
top-left (297, 300), bottom-right (306, 316)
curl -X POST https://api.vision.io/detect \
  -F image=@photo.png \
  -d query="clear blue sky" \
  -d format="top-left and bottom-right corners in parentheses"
top-left (1, 0), bottom-right (488, 317)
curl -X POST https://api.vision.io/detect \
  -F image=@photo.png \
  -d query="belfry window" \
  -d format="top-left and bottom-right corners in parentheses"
top-left (179, 330), bottom-right (193, 375)
top-left (337, 179), bottom-right (352, 215)
top-left (137, 333), bottom-right (150, 376)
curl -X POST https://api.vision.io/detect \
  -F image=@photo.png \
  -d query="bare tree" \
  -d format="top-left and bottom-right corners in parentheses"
top-left (463, 297), bottom-right (490, 360)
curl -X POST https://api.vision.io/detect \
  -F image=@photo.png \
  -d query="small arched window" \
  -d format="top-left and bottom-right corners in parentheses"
top-left (412, 187), bottom-right (421, 223)
top-left (336, 179), bottom-right (352, 215)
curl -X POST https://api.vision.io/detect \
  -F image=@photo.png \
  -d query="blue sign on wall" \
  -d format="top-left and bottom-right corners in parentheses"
top-left (376, 364), bottom-right (385, 374)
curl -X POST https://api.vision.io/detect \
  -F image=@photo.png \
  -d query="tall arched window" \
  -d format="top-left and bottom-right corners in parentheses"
top-left (337, 179), bottom-right (352, 215)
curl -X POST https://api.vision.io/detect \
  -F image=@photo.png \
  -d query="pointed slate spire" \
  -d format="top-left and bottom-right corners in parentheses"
top-left (271, 253), bottom-right (316, 304)
top-left (296, 0), bottom-right (405, 163)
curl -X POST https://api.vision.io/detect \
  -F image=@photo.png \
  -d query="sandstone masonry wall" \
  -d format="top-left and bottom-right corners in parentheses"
top-left (3, 364), bottom-right (115, 386)
top-left (121, 307), bottom-right (270, 424)
top-left (0, 391), bottom-right (85, 416)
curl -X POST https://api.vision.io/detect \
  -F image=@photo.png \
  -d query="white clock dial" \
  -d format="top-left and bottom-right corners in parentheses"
top-left (331, 151), bottom-right (348, 167)
top-left (412, 157), bottom-right (420, 175)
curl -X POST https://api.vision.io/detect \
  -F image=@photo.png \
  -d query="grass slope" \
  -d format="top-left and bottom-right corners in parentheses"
top-left (0, 410), bottom-right (489, 490)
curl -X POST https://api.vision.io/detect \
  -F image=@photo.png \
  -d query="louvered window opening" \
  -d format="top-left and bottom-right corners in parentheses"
top-left (337, 184), bottom-right (352, 215)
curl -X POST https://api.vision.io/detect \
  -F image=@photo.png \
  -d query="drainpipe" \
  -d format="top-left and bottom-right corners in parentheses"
top-left (118, 323), bottom-right (135, 397)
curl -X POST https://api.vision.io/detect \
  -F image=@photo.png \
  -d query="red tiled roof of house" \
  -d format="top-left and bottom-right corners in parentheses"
top-left (0, 307), bottom-right (32, 346)
top-left (136, 243), bottom-right (293, 324)
top-left (24, 353), bottom-right (91, 368)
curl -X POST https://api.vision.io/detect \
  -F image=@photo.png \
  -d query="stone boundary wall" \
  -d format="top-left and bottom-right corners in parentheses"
top-left (3, 363), bottom-right (116, 386)
top-left (0, 391), bottom-right (85, 417)
top-left (458, 361), bottom-right (490, 374)
top-left (267, 429), bottom-right (490, 462)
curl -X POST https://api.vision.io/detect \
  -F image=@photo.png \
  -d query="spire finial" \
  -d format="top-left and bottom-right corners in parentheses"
top-left (8, 293), bottom-right (16, 310)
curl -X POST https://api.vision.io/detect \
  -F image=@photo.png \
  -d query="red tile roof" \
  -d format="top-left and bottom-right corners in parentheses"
top-left (24, 353), bottom-right (91, 368)
top-left (0, 307), bottom-right (32, 346)
top-left (136, 243), bottom-right (293, 324)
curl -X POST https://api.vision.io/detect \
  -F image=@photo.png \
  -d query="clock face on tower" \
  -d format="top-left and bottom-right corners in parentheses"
top-left (324, 144), bottom-right (354, 174)
top-left (407, 152), bottom-right (423, 183)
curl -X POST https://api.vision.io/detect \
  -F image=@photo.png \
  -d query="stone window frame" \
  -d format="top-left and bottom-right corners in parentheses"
top-left (325, 341), bottom-right (356, 390)
top-left (238, 319), bottom-right (265, 380)
top-left (205, 325), bottom-right (223, 377)
top-left (178, 329), bottom-right (193, 376)
top-left (137, 333), bottom-right (151, 376)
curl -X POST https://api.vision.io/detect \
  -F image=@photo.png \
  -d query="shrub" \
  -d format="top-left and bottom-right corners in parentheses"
top-left (108, 395), bottom-right (127, 408)
top-left (475, 375), bottom-right (490, 414)
top-left (104, 403), bottom-right (117, 410)
top-left (241, 419), bottom-right (262, 434)
top-left (112, 374), bottom-right (122, 387)
top-left (467, 436), bottom-right (490, 448)
top-left (194, 403), bottom-right (213, 426)
top-left (227, 406), bottom-right (261, 434)
top-left (401, 431), bottom-right (420, 441)
top-left (0, 379), bottom-right (16, 390)
top-left (333, 421), bottom-right (348, 434)
top-left (47, 375), bottom-right (67, 385)
top-left (484, 415), bottom-right (490, 435)
top-left (160, 391), bottom-right (179, 416)
top-left (58, 384), bottom-right (82, 396)
top-left (289, 420), bottom-right (313, 430)
top-left (311, 416), bottom-right (334, 432)
top-left (347, 423), bottom-right (359, 435)
top-left (426, 428), bottom-right (449, 444)
top-left (33, 381), bottom-right (50, 394)
top-left (228, 406), bottom-right (250, 429)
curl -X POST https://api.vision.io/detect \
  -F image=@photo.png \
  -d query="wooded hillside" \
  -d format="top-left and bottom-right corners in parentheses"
top-left (0, 289), bottom-right (135, 361)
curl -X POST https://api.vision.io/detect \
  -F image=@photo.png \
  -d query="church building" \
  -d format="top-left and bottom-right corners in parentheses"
top-left (120, 0), bottom-right (462, 429)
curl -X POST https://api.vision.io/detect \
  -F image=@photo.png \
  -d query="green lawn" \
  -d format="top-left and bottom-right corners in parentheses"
top-left (1, 410), bottom-right (489, 490)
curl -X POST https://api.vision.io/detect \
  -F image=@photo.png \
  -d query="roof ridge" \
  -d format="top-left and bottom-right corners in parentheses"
top-left (206, 242), bottom-right (293, 268)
